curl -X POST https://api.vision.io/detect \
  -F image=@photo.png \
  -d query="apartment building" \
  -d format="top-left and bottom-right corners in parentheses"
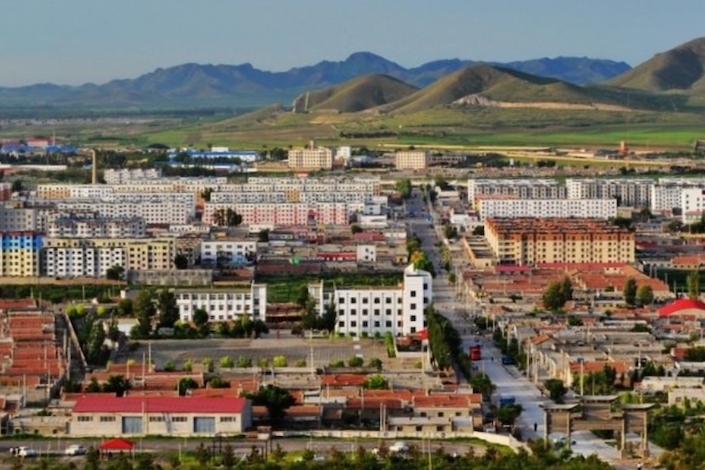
top-left (566, 178), bottom-right (652, 207)
top-left (203, 202), bottom-right (350, 226)
top-left (308, 264), bottom-right (433, 336)
top-left (200, 239), bottom-right (257, 265)
top-left (287, 147), bottom-right (333, 170)
top-left (0, 206), bottom-right (39, 231)
top-left (46, 216), bottom-right (147, 238)
top-left (103, 168), bottom-right (162, 184)
top-left (35, 184), bottom-right (71, 200)
top-left (468, 179), bottom-right (566, 205)
top-left (41, 238), bottom-right (175, 277)
top-left (175, 284), bottom-right (268, 322)
top-left (57, 201), bottom-right (192, 225)
top-left (0, 232), bottom-right (43, 277)
top-left (651, 178), bottom-right (705, 213)
top-left (477, 198), bottom-right (617, 220)
top-left (69, 185), bottom-right (114, 199)
top-left (681, 188), bottom-right (705, 223)
top-left (395, 151), bottom-right (428, 170)
top-left (484, 218), bottom-right (635, 265)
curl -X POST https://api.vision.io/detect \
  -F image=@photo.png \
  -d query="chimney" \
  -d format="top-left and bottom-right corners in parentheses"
top-left (91, 149), bottom-right (97, 185)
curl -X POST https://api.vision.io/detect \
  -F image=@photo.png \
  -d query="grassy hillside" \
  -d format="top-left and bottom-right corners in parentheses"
top-left (607, 37), bottom-right (705, 104)
top-left (290, 74), bottom-right (418, 113)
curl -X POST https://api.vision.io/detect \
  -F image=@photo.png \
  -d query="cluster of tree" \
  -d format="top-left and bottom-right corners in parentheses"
top-left (297, 287), bottom-right (337, 333)
top-left (85, 375), bottom-right (132, 397)
top-left (443, 224), bottom-right (458, 240)
top-left (260, 147), bottom-right (288, 160)
top-left (541, 277), bottom-right (573, 311)
top-left (213, 208), bottom-right (244, 227)
top-left (128, 289), bottom-right (180, 339)
top-left (571, 364), bottom-right (620, 395)
top-left (406, 234), bottom-right (435, 276)
top-left (74, 438), bottom-right (617, 470)
top-left (494, 328), bottom-right (526, 370)
top-left (622, 278), bottom-right (655, 306)
top-left (426, 306), bottom-right (471, 378)
top-left (395, 178), bottom-right (412, 199)
top-left (71, 307), bottom-right (120, 366)
top-left (245, 385), bottom-right (296, 421)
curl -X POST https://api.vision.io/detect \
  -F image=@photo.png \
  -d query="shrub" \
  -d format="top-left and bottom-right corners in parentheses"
top-left (348, 356), bottom-right (364, 367)
top-left (236, 356), bottom-right (253, 368)
top-left (368, 357), bottom-right (383, 370)
top-left (257, 358), bottom-right (269, 368)
top-left (202, 357), bottom-right (214, 372)
top-left (272, 355), bottom-right (288, 367)
top-left (163, 360), bottom-right (175, 372)
top-left (295, 358), bottom-right (307, 367)
top-left (219, 356), bottom-right (234, 368)
top-left (330, 359), bottom-right (345, 367)
top-left (182, 359), bottom-right (193, 372)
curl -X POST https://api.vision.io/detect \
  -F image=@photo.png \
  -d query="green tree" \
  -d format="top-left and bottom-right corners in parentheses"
top-left (219, 356), bottom-right (234, 368)
top-left (257, 229), bottom-right (270, 242)
top-left (542, 281), bottom-right (566, 311)
top-left (85, 320), bottom-right (108, 365)
top-left (348, 356), bottom-right (364, 367)
top-left (221, 445), bottom-right (236, 470)
top-left (350, 224), bottom-right (363, 234)
top-left (363, 374), bottom-right (389, 389)
top-left (173, 253), bottom-right (189, 269)
top-left (246, 385), bottom-right (296, 420)
top-left (443, 225), bottom-right (458, 239)
top-left (117, 298), bottom-right (133, 317)
top-left (395, 179), bottom-right (412, 199)
top-left (177, 377), bottom-right (198, 396)
top-left (636, 284), bottom-right (654, 306)
top-left (157, 290), bottom-right (179, 328)
top-left (687, 271), bottom-right (701, 300)
top-left (497, 403), bottom-right (523, 428)
top-left (544, 379), bottom-right (567, 402)
top-left (368, 357), bottom-right (383, 370)
top-left (103, 375), bottom-right (131, 397)
top-left (623, 277), bottom-right (638, 306)
top-left (469, 373), bottom-right (495, 399)
top-left (106, 265), bottom-right (125, 281)
top-left (134, 289), bottom-right (156, 337)
top-left (472, 225), bottom-right (485, 236)
top-left (272, 355), bottom-right (288, 367)
top-left (559, 276), bottom-right (573, 301)
top-left (193, 308), bottom-right (209, 328)
top-left (11, 180), bottom-right (23, 193)
top-left (236, 356), bottom-right (253, 368)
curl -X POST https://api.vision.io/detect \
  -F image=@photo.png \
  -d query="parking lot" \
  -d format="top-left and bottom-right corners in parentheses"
top-left (129, 333), bottom-right (391, 370)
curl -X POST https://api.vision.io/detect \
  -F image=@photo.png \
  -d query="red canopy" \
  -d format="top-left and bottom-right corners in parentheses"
top-left (100, 439), bottom-right (135, 451)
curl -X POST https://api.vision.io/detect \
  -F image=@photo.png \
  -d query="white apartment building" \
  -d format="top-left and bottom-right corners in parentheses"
top-left (210, 193), bottom-right (287, 204)
top-left (395, 151), bottom-right (428, 170)
top-left (651, 178), bottom-right (705, 213)
top-left (200, 240), bottom-right (257, 266)
top-left (287, 147), bottom-right (333, 170)
top-left (566, 178), bottom-right (653, 207)
top-left (477, 198), bottom-right (617, 220)
top-left (203, 202), bottom-right (350, 226)
top-left (69, 185), bottom-right (115, 199)
top-left (41, 237), bottom-right (175, 278)
top-left (681, 187), bottom-right (705, 223)
top-left (46, 216), bottom-right (147, 238)
top-left (467, 179), bottom-right (566, 205)
top-left (175, 284), bottom-right (267, 322)
top-left (103, 168), bottom-right (162, 184)
top-left (308, 264), bottom-right (433, 336)
top-left (57, 201), bottom-right (192, 225)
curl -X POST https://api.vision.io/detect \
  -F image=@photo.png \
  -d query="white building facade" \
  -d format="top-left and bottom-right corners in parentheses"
top-left (566, 178), bottom-right (652, 207)
top-left (200, 240), bottom-right (257, 265)
top-left (175, 284), bottom-right (268, 322)
top-left (468, 179), bottom-right (566, 205)
top-left (477, 198), bottom-right (617, 220)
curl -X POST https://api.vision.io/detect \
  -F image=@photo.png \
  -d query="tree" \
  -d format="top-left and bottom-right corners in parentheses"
top-left (368, 357), bottom-right (383, 370)
top-left (193, 308), bottom-right (209, 328)
top-left (544, 379), bottom-right (567, 402)
top-left (469, 373), bottom-right (495, 399)
top-left (497, 403), bottom-right (523, 428)
top-left (134, 289), bottom-right (156, 337)
top-left (472, 226), bottom-right (485, 236)
top-left (559, 277), bottom-right (573, 302)
top-left (348, 356), bottom-right (364, 367)
top-left (257, 229), bottom-right (270, 242)
top-left (636, 285), bottom-right (654, 306)
top-left (623, 277), bottom-right (638, 306)
top-left (395, 179), bottom-right (412, 199)
top-left (106, 265), bottom-right (125, 281)
top-left (177, 377), bottom-right (198, 396)
top-left (85, 320), bottom-right (108, 365)
top-left (221, 445), bottom-right (236, 470)
top-left (272, 355), bottom-right (288, 367)
top-left (213, 208), bottom-right (243, 227)
top-left (117, 298), bottom-right (133, 317)
top-left (687, 271), bottom-right (701, 300)
top-left (246, 385), bottom-right (296, 420)
top-left (443, 225), bottom-right (458, 240)
top-left (350, 224), bottom-right (363, 234)
top-left (173, 253), bottom-right (188, 269)
top-left (201, 187), bottom-right (214, 202)
top-left (157, 290), bottom-right (179, 328)
top-left (542, 281), bottom-right (566, 311)
top-left (11, 180), bottom-right (23, 193)
top-left (103, 375), bottom-right (131, 397)
top-left (363, 374), bottom-right (389, 389)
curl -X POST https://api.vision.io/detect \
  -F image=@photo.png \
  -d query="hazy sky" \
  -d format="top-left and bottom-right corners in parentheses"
top-left (2, 0), bottom-right (704, 87)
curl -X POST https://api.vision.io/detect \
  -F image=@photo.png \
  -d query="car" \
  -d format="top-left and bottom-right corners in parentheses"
top-left (389, 442), bottom-right (409, 453)
top-left (13, 447), bottom-right (37, 458)
top-left (65, 445), bottom-right (87, 456)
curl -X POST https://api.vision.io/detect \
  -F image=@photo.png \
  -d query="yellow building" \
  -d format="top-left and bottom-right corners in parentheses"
top-left (0, 232), bottom-right (43, 277)
top-left (287, 148), bottom-right (333, 170)
top-left (395, 151), bottom-right (428, 170)
top-left (36, 184), bottom-right (72, 200)
top-left (484, 218), bottom-right (635, 265)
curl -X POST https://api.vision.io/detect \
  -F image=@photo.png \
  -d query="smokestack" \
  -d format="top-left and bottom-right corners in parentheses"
top-left (91, 149), bottom-right (97, 185)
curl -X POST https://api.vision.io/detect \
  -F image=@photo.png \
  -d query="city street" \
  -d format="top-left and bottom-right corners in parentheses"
top-left (409, 190), bottom-right (643, 468)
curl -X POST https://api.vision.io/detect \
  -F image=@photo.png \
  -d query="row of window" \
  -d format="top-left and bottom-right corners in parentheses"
top-left (79, 415), bottom-right (237, 423)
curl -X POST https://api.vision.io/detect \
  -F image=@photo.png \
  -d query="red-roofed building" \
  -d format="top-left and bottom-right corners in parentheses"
top-left (658, 299), bottom-right (705, 317)
top-left (70, 396), bottom-right (252, 437)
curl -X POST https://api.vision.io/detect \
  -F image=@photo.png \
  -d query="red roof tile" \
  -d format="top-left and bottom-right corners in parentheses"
top-left (73, 396), bottom-right (248, 414)
top-left (658, 299), bottom-right (705, 317)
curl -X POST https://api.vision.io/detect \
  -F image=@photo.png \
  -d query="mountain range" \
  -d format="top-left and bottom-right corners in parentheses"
top-left (0, 52), bottom-right (631, 111)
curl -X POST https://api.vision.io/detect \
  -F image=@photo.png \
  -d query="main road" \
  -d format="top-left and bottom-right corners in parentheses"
top-left (409, 190), bottom-right (644, 469)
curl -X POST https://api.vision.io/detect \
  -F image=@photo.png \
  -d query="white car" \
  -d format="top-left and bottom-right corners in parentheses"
top-left (65, 445), bottom-right (87, 456)
top-left (389, 442), bottom-right (409, 453)
top-left (15, 447), bottom-right (37, 458)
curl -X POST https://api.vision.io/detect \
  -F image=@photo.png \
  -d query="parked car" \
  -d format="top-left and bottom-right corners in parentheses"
top-left (389, 442), bottom-right (409, 453)
top-left (65, 445), bottom-right (87, 456)
top-left (12, 447), bottom-right (37, 458)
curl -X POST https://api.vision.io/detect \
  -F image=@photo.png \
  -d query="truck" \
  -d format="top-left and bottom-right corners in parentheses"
top-left (470, 345), bottom-right (482, 361)
top-left (494, 394), bottom-right (516, 407)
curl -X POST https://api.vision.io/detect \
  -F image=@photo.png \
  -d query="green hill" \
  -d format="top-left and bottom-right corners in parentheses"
top-left (607, 37), bottom-right (705, 95)
top-left (291, 74), bottom-right (418, 113)
top-left (381, 65), bottom-right (652, 114)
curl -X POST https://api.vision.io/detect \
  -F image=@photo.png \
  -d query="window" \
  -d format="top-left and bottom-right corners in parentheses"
top-left (411, 303), bottom-right (417, 310)
top-left (338, 321), bottom-right (345, 328)
top-left (338, 297), bottom-right (345, 304)
top-left (385, 321), bottom-right (392, 327)
top-left (410, 315), bottom-right (416, 322)
top-left (220, 417), bottom-right (236, 422)
top-left (77, 416), bottom-right (92, 422)
top-left (149, 416), bottom-right (164, 422)
top-left (350, 309), bottom-right (357, 316)
top-left (410, 291), bottom-right (417, 297)
top-left (350, 298), bottom-right (357, 304)
top-left (172, 417), bottom-right (188, 423)
top-left (374, 298), bottom-right (380, 304)
top-left (100, 416), bottom-right (116, 422)
top-left (374, 309), bottom-right (380, 316)
top-left (385, 298), bottom-right (391, 304)
top-left (362, 309), bottom-right (368, 316)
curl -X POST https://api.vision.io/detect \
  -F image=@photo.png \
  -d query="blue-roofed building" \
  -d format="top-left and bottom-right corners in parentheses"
top-left (167, 148), bottom-right (260, 163)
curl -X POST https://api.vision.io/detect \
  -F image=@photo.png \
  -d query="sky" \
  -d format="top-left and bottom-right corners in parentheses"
top-left (1, 0), bottom-right (704, 87)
